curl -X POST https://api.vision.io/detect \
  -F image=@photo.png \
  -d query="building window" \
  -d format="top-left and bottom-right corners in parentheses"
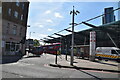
top-left (11, 42), bottom-right (15, 51)
top-left (6, 23), bottom-right (10, 34)
top-left (14, 11), bottom-right (18, 18)
top-left (16, 44), bottom-right (20, 51)
top-left (5, 42), bottom-right (11, 51)
top-left (5, 42), bottom-right (20, 55)
top-left (22, 3), bottom-right (24, 9)
top-left (16, 0), bottom-right (20, 6)
top-left (21, 14), bottom-right (23, 20)
top-left (8, 8), bottom-right (11, 15)
top-left (13, 25), bottom-right (17, 35)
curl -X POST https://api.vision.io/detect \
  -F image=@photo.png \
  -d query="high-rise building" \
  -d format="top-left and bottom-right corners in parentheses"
top-left (102, 7), bottom-right (115, 24)
top-left (118, 1), bottom-right (120, 20)
top-left (1, 1), bottom-right (29, 56)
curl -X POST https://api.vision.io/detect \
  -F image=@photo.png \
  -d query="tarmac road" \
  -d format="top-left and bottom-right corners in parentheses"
top-left (1, 54), bottom-right (120, 79)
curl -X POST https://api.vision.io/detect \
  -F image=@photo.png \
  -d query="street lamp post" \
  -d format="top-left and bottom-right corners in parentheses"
top-left (70, 6), bottom-right (80, 66)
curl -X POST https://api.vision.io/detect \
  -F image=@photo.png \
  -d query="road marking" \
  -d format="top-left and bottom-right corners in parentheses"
top-left (44, 64), bottom-right (48, 67)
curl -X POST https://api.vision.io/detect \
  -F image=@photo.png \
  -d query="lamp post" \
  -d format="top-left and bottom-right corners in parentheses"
top-left (70, 6), bottom-right (80, 66)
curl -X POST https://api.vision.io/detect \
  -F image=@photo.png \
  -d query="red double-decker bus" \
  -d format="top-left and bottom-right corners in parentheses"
top-left (43, 43), bottom-right (61, 55)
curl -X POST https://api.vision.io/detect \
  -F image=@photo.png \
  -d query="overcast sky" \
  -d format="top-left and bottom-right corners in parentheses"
top-left (27, 0), bottom-right (119, 41)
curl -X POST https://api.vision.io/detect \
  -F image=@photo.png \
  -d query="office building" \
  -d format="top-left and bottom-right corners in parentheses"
top-left (118, 1), bottom-right (120, 20)
top-left (102, 7), bottom-right (115, 24)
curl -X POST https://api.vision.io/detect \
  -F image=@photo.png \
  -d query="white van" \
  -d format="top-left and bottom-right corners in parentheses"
top-left (95, 47), bottom-right (120, 62)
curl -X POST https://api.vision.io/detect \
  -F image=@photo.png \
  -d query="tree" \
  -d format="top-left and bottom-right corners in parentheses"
top-left (33, 39), bottom-right (40, 47)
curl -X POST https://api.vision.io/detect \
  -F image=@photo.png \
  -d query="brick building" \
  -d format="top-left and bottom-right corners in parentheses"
top-left (1, 1), bottom-right (29, 56)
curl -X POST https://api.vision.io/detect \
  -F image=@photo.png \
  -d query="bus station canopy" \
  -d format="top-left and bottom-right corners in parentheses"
top-left (44, 20), bottom-right (120, 48)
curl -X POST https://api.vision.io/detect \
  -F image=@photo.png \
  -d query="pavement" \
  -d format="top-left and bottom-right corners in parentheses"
top-left (49, 55), bottom-right (120, 73)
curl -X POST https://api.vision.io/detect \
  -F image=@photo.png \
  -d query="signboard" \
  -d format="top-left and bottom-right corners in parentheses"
top-left (89, 31), bottom-right (96, 61)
